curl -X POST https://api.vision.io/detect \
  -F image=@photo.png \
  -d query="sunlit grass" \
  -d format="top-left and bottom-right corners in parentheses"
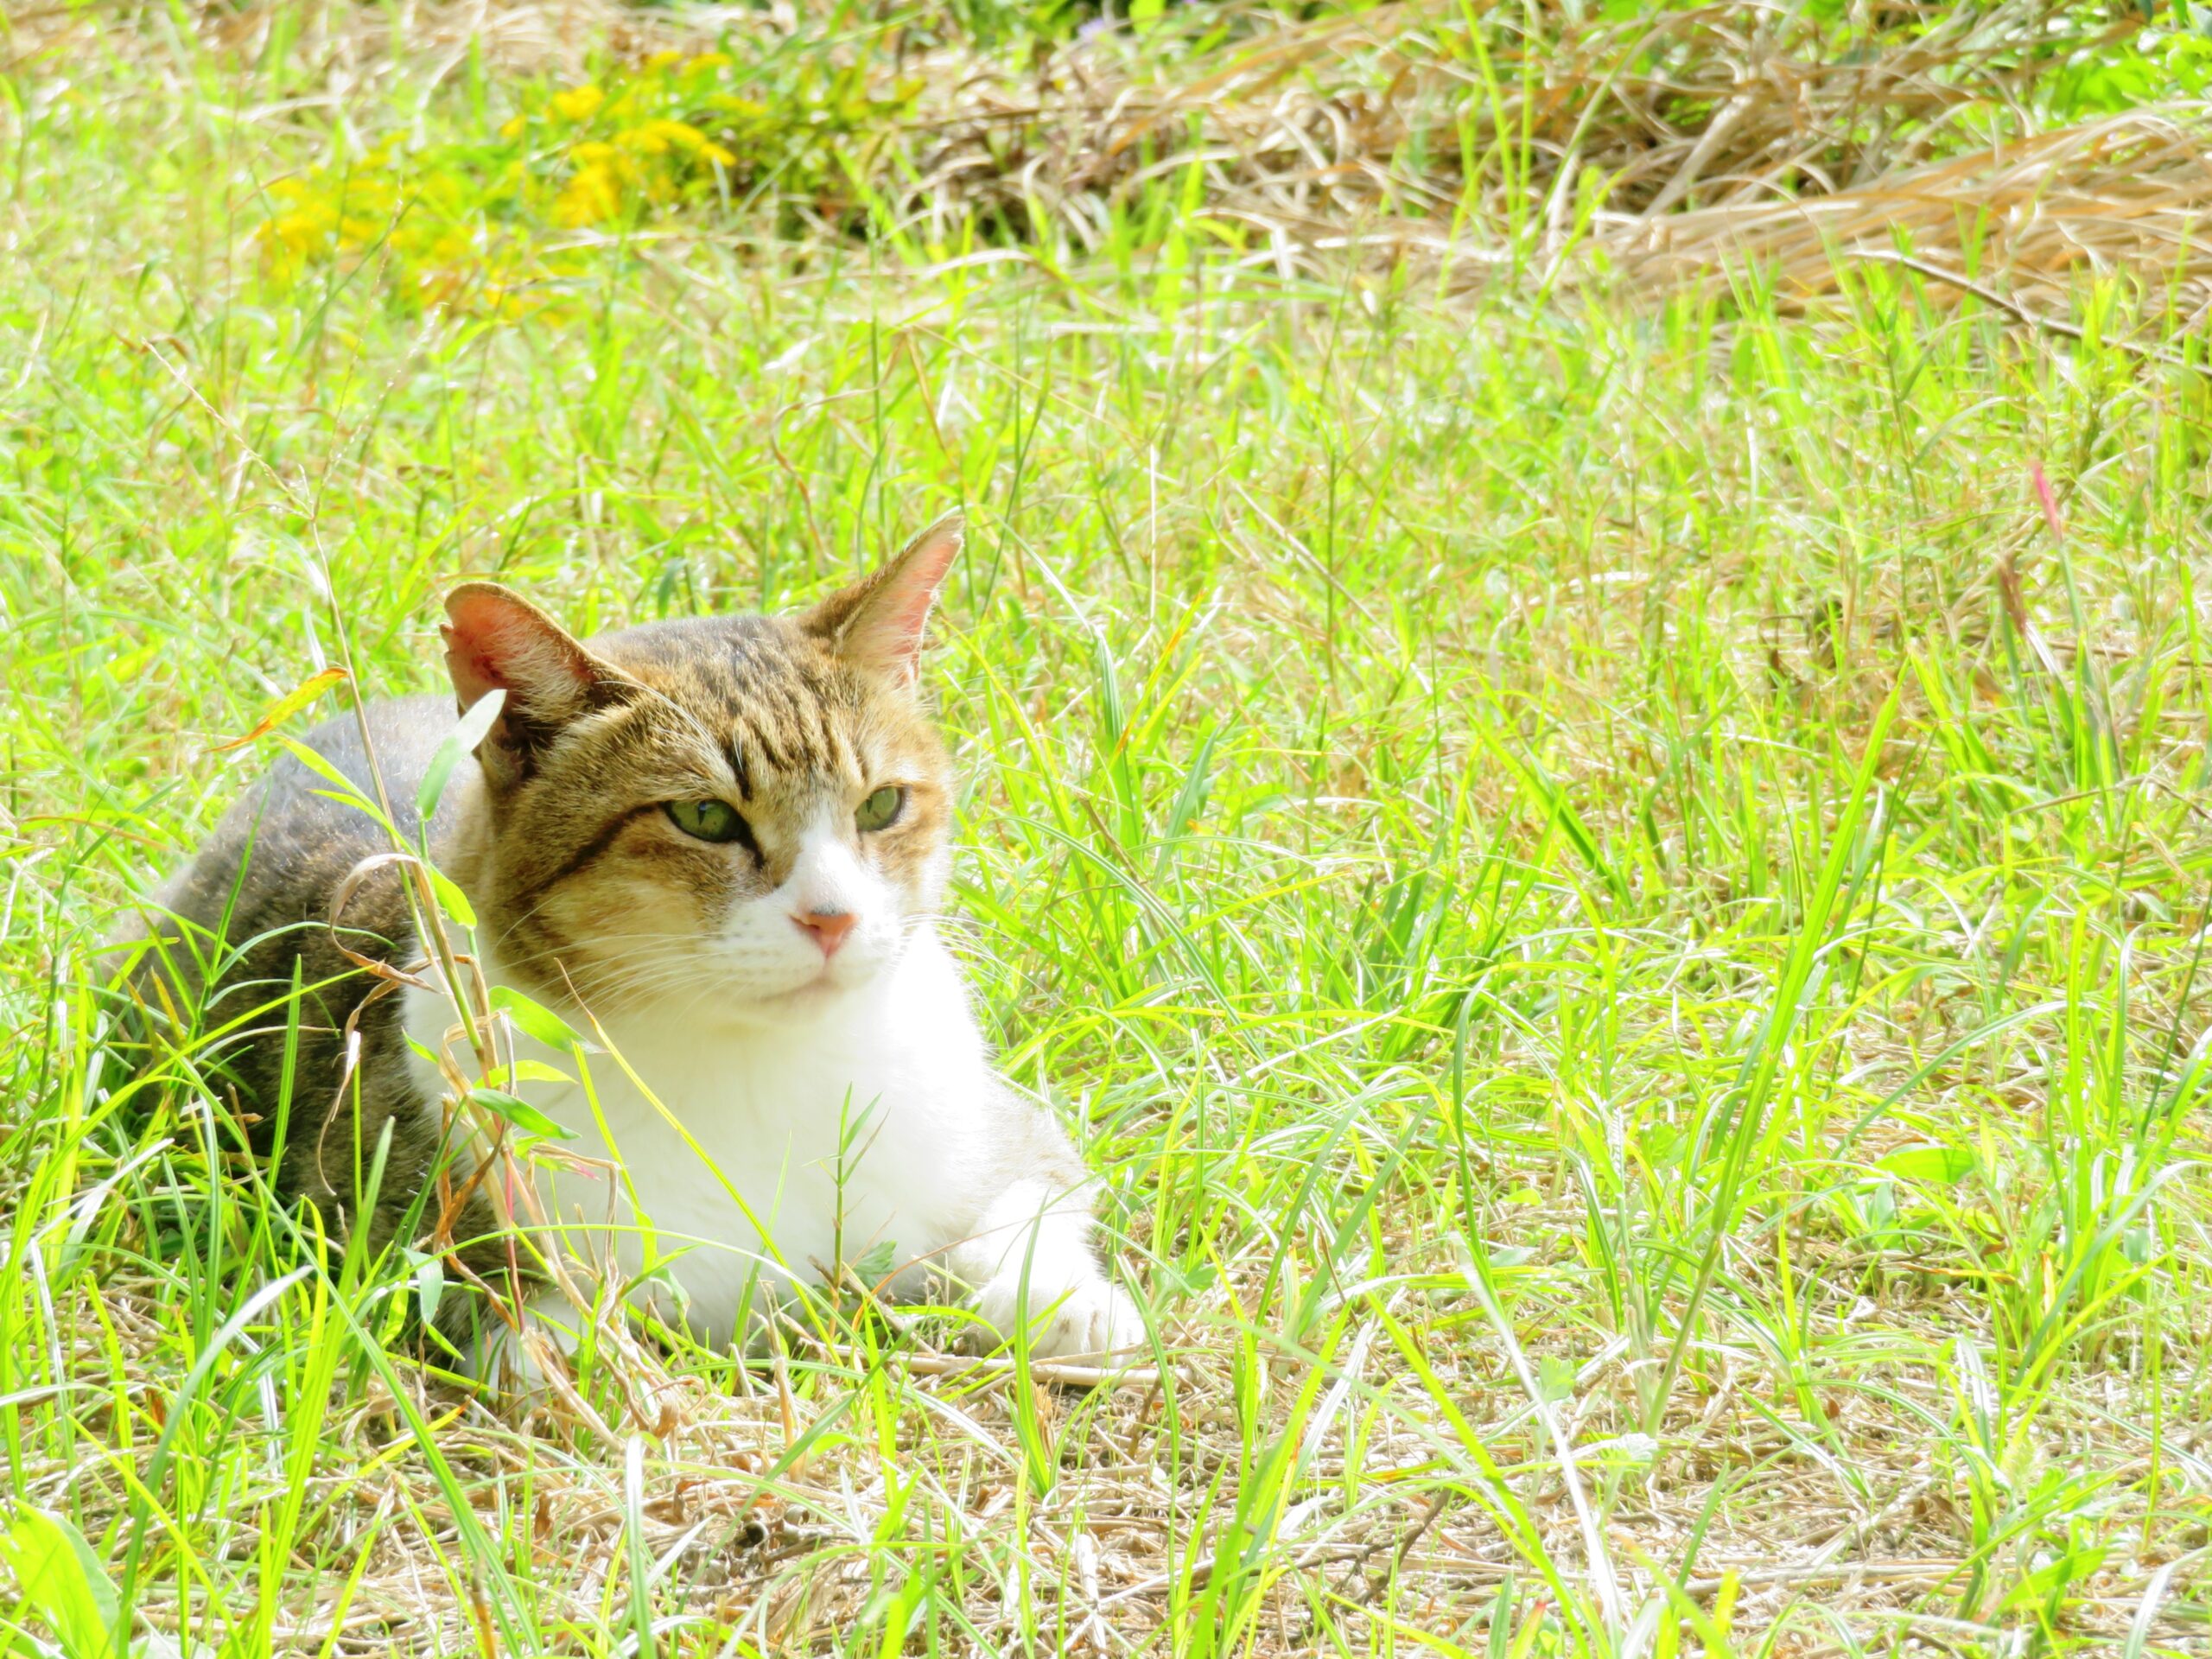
top-left (3, 7), bottom-right (2211, 1656)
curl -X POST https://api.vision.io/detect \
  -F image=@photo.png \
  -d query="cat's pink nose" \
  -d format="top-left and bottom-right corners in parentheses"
top-left (792, 908), bottom-right (856, 957)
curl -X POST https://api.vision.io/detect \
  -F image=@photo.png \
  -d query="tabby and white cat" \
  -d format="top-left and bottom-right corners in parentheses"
top-left (143, 515), bottom-right (1139, 1376)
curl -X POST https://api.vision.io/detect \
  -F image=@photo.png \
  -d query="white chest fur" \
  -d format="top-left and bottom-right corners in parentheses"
top-left (403, 927), bottom-right (1001, 1344)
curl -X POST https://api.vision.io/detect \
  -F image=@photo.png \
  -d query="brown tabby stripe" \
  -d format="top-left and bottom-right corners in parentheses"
top-left (526, 804), bottom-right (656, 898)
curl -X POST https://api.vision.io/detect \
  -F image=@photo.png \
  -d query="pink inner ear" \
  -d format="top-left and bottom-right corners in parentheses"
top-left (443, 594), bottom-right (524, 709)
top-left (442, 638), bottom-right (499, 711)
top-left (854, 520), bottom-right (962, 675)
top-left (442, 589), bottom-right (594, 716)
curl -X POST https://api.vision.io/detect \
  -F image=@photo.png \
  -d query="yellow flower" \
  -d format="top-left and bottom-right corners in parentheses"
top-left (499, 114), bottom-right (527, 140)
top-left (260, 210), bottom-right (327, 261)
top-left (682, 52), bottom-right (731, 78)
top-left (549, 84), bottom-right (605, 122)
top-left (554, 161), bottom-right (623, 227)
top-left (645, 50), bottom-right (683, 73)
top-left (645, 118), bottom-right (709, 151)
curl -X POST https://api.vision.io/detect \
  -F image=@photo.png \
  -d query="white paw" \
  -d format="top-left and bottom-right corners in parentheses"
top-left (974, 1270), bottom-right (1143, 1362)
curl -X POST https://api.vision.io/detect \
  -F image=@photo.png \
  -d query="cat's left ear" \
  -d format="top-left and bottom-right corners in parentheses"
top-left (804, 512), bottom-right (963, 686)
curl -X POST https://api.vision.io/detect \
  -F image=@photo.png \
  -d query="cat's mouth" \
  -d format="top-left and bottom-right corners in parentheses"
top-left (682, 935), bottom-right (891, 1014)
top-left (756, 962), bottom-right (855, 1007)
top-left (769, 969), bottom-right (833, 998)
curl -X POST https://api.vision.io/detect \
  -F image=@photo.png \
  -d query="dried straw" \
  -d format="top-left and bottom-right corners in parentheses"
top-left (1613, 109), bottom-right (2212, 327)
top-left (17, 1), bottom-right (2203, 324)
top-left (875, 2), bottom-right (2211, 328)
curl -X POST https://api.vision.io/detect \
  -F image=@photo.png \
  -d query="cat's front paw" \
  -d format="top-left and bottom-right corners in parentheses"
top-left (974, 1270), bottom-right (1143, 1362)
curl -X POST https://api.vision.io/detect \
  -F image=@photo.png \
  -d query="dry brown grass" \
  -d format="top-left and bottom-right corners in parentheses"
top-left (1622, 108), bottom-right (2212, 325)
top-left (868, 0), bottom-right (2202, 319)
top-left (19, 1), bottom-right (2204, 321)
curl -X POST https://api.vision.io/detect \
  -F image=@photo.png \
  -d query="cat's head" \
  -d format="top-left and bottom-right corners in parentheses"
top-left (439, 515), bottom-right (963, 1022)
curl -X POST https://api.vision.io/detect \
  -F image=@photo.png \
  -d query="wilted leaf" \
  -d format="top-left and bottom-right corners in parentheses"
top-left (209, 666), bottom-right (347, 753)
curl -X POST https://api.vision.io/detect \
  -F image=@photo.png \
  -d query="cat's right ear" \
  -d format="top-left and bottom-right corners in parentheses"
top-left (442, 582), bottom-right (628, 786)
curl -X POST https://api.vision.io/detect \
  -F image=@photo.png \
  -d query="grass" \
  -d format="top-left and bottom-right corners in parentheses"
top-left (4, 3), bottom-right (2212, 1654)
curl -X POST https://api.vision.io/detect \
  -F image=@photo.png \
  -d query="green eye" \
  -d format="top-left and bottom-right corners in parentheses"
top-left (664, 799), bottom-right (750, 845)
top-left (855, 785), bottom-right (906, 833)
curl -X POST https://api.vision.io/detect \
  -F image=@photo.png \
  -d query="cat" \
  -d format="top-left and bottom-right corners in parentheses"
top-left (134, 514), bottom-right (1141, 1379)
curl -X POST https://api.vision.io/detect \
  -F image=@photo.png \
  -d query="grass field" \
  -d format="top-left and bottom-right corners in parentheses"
top-left (4, 3), bottom-right (2212, 1654)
